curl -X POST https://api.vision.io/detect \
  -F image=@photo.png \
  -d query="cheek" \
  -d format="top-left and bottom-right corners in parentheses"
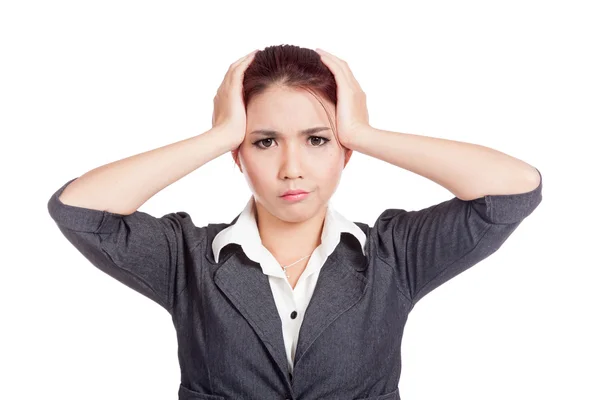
top-left (241, 159), bottom-right (273, 191)
top-left (314, 155), bottom-right (343, 183)
top-left (323, 148), bottom-right (345, 171)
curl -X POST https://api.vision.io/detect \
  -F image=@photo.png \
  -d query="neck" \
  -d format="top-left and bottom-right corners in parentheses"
top-left (253, 198), bottom-right (326, 263)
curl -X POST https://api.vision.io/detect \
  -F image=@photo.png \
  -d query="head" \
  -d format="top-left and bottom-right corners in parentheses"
top-left (232, 44), bottom-right (353, 225)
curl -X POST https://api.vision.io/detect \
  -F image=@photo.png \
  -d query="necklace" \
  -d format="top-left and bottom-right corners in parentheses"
top-left (280, 254), bottom-right (311, 279)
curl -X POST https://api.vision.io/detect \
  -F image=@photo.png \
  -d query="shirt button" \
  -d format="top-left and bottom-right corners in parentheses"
top-left (290, 311), bottom-right (297, 319)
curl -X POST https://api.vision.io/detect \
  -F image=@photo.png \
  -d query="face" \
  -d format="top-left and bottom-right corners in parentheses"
top-left (232, 85), bottom-right (352, 224)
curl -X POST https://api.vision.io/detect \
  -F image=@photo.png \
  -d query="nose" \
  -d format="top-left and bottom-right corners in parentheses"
top-left (279, 142), bottom-right (304, 180)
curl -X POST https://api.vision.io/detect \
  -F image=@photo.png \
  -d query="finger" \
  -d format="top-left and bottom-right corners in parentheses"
top-left (317, 48), bottom-right (362, 92)
top-left (338, 57), bottom-right (363, 92)
top-left (230, 49), bottom-right (259, 69)
top-left (226, 49), bottom-right (259, 85)
top-left (231, 49), bottom-right (259, 83)
top-left (316, 48), bottom-right (349, 79)
top-left (316, 48), bottom-right (354, 90)
top-left (333, 56), bottom-right (363, 92)
top-left (222, 49), bottom-right (258, 78)
top-left (316, 48), bottom-right (346, 77)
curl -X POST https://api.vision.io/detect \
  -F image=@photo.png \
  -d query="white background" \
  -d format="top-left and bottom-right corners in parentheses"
top-left (2, 1), bottom-right (598, 399)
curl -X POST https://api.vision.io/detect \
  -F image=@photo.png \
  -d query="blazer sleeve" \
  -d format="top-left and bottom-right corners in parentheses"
top-left (47, 177), bottom-right (199, 314)
top-left (373, 168), bottom-right (543, 307)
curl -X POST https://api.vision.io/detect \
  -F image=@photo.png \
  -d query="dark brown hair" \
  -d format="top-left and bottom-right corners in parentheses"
top-left (233, 44), bottom-right (338, 166)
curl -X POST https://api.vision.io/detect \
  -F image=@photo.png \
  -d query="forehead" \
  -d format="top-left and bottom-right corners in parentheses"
top-left (246, 86), bottom-right (333, 128)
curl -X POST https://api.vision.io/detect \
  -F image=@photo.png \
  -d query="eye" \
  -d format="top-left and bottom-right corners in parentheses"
top-left (309, 136), bottom-right (329, 146)
top-left (252, 136), bottom-right (330, 149)
top-left (255, 138), bottom-right (275, 149)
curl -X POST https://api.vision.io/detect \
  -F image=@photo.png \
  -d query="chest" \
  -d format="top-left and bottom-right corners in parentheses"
top-left (173, 245), bottom-right (412, 398)
top-left (284, 259), bottom-right (309, 290)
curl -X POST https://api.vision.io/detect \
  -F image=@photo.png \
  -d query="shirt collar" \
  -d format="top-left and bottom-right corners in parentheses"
top-left (212, 196), bottom-right (366, 264)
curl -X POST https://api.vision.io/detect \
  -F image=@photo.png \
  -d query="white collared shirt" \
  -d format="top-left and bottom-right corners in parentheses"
top-left (212, 196), bottom-right (366, 374)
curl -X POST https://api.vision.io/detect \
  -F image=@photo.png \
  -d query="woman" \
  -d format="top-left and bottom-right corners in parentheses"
top-left (48, 45), bottom-right (543, 400)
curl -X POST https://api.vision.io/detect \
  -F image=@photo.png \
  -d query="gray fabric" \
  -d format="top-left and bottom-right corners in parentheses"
top-left (47, 168), bottom-right (543, 400)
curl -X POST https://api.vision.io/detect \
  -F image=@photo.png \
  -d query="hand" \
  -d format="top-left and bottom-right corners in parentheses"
top-left (315, 48), bottom-right (370, 148)
top-left (212, 49), bottom-right (259, 151)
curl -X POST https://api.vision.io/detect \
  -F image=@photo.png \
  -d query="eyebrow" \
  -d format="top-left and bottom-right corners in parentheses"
top-left (249, 126), bottom-right (331, 138)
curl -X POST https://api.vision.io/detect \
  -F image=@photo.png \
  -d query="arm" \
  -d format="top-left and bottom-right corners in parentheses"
top-left (347, 126), bottom-right (541, 200)
top-left (349, 127), bottom-right (543, 307)
top-left (311, 48), bottom-right (542, 307)
top-left (48, 127), bottom-right (237, 313)
top-left (57, 127), bottom-right (235, 215)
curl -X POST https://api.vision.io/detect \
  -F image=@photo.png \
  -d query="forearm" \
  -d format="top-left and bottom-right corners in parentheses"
top-left (348, 126), bottom-right (541, 201)
top-left (58, 127), bottom-right (235, 215)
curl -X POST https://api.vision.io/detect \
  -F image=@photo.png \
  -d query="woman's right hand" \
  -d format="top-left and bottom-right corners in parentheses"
top-left (212, 49), bottom-right (259, 151)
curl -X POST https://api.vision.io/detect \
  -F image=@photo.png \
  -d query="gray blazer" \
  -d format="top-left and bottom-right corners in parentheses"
top-left (47, 169), bottom-right (543, 400)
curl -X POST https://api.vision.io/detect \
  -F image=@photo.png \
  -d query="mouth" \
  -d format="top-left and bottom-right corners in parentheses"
top-left (280, 191), bottom-right (310, 202)
top-left (281, 190), bottom-right (309, 197)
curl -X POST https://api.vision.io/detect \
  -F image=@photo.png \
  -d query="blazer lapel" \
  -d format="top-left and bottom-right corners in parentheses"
top-left (293, 231), bottom-right (369, 369)
top-left (211, 245), bottom-right (292, 387)
top-left (206, 222), bottom-right (370, 385)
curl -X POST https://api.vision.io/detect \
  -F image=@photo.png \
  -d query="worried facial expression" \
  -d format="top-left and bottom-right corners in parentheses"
top-left (233, 85), bottom-right (353, 224)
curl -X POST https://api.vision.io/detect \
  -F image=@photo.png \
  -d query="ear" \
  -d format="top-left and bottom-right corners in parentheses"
top-left (231, 148), bottom-right (243, 173)
top-left (343, 147), bottom-right (353, 169)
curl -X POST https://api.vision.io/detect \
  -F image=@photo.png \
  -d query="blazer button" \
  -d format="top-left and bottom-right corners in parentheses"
top-left (290, 311), bottom-right (297, 319)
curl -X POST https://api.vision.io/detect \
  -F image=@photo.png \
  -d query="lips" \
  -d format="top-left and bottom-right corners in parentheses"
top-left (281, 189), bottom-right (308, 197)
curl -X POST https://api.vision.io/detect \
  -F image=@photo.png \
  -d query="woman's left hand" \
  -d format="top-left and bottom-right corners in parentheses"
top-left (315, 48), bottom-right (370, 149)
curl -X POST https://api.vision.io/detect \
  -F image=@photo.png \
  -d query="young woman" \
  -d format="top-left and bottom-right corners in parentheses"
top-left (48, 45), bottom-right (543, 400)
